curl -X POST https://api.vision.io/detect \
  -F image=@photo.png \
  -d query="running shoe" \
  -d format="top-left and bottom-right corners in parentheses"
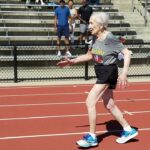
top-left (116, 128), bottom-right (138, 144)
top-left (57, 50), bottom-right (61, 57)
top-left (65, 51), bottom-right (72, 57)
top-left (76, 134), bottom-right (98, 148)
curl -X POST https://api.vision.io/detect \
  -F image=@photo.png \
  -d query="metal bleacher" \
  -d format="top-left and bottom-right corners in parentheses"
top-left (0, 1), bottom-right (142, 45)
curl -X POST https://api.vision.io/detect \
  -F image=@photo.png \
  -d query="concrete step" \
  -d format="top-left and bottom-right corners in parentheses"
top-left (0, 26), bottom-right (137, 33)
top-left (0, 18), bottom-right (127, 24)
top-left (0, 38), bottom-right (144, 46)
top-left (0, 3), bottom-right (115, 12)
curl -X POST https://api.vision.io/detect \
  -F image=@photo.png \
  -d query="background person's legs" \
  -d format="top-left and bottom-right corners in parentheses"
top-left (64, 38), bottom-right (72, 57)
top-left (35, 0), bottom-right (45, 5)
top-left (70, 23), bottom-right (75, 44)
top-left (79, 24), bottom-right (87, 44)
top-left (64, 25), bottom-right (72, 57)
top-left (57, 38), bottom-right (61, 56)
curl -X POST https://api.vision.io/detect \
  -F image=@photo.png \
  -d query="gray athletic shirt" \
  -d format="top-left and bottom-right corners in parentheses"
top-left (91, 32), bottom-right (125, 65)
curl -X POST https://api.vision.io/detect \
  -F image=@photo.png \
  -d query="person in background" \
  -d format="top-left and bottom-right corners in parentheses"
top-left (68, 0), bottom-right (78, 45)
top-left (54, 0), bottom-right (72, 57)
top-left (57, 12), bottom-right (138, 148)
top-left (78, 0), bottom-right (93, 45)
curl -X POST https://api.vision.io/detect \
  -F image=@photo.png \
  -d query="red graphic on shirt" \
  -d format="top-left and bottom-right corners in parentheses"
top-left (93, 55), bottom-right (103, 63)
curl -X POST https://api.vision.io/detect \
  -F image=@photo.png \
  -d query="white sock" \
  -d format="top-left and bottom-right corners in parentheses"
top-left (123, 126), bottom-right (132, 132)
top-left (89, 133), bottom-right (96, 139)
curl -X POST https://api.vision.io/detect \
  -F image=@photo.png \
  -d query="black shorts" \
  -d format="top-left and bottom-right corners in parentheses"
top-left (57, 25), bottom-right (69, 38)
top-left (94, 64), bottom-right (118, 89)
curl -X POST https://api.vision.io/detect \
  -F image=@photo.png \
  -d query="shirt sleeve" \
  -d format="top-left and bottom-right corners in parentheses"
top-left (109, 34), bottom-right (126, 54)
top-left (88, 36), bottom-right (96, 49)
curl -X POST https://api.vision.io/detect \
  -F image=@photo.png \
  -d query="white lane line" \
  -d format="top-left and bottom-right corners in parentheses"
top-left (0, 98), bottom-right (149, 107)
top-left (115, 90), bottom-right (150, 92)
top-left (124, 110), bottom-right (133, 115)
top-left (0, 84), bottom-right (92, 89)
top-left (0, 127), bottom-right (149, 140)
top-left (0, 110), bottom-right (150, 121)
top-left (84, 91), bottom-right (89, 94)
top-left (0, 101), bottom-right (86, 107)
top-left (0, 92), bottom-right (85, 97)
top-left (0, 89), bottom-right (150, 97)
top-left (0, 113), bottom-right (89, 121)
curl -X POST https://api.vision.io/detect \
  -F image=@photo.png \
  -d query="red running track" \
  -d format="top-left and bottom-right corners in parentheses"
top-left (0, 82), bottom-right (150, 150)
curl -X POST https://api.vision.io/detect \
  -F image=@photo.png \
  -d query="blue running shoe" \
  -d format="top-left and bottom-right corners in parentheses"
top-left (76, 134), bottom-right (98, 148)
top-left (116, 128), bottom-right (138, 144)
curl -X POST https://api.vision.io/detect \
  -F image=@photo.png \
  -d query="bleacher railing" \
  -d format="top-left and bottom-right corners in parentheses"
top-left (132, 0), bottom-right (150, 26)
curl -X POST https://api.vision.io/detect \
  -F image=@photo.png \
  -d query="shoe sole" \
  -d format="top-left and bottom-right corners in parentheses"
top-left (116, 132), bottom-right (138, 144)
top-left (76, 141), bottom-right (98, 148)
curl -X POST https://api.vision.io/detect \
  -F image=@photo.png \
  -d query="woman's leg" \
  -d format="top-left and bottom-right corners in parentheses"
top-left (102, 89), bottom-right (129, 128)
top-left (86, 84), bottom-right (108, 134)
top-left (102, 89), bottom-right (138, 144)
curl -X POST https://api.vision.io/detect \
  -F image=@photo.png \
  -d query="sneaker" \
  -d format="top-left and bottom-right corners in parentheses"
top-left (35, 0), bottom-right (39, 3)
top-left (116, 128), bottom-right (138, 144)
top-left (26, 0), bottom-right (30, 4)
top-left (57, 50), bottom-right (61, 57)
top-left (79, 42), bottom-right (82, 45)
top-left (85, 39), bottom-right (92, 45)
top-left (76, 134), bottom-right (98, 148)
top-left (65, 51), bottom-right (72, 57)
top-left (41, 2), bottom-right (45, 5)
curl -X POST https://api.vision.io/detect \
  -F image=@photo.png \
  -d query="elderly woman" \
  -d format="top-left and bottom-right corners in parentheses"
top-left (57, 12), bottom-right (138, 148)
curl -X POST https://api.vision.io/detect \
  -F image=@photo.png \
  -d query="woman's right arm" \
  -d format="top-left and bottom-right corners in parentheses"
top-left (57, 49), bottom-right (93, 67)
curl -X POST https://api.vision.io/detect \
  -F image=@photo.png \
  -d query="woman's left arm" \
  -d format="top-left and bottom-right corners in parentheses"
top-left (118, 48), bottom-right (131, 88)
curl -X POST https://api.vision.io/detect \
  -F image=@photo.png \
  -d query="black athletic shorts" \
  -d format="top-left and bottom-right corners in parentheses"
top-left (94, 64), bottom-right (118, 89)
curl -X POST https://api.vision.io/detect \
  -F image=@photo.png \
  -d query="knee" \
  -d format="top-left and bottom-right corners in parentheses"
top-left (105, 99), bottom-right (116, 111)
top-left (86, 99), bottom-right (95, 109)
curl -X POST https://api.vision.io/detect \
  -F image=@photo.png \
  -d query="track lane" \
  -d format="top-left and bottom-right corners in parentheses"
top-left (0, 82), bottom-right (149, 96)
top-left (0, 82), bottom-right (149, 150)
top-left (0, 111), bottom-right (149, 138)
top-left (0, 90), bottom-right (149, 105)
top-left (0, 131), bottom-right (149, 150)
top-left (0, 100), bottom-right (150, 118)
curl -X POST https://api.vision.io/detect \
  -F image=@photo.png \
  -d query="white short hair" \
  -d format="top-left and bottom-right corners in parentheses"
top-left (90, 12), bottom-right (109, 29)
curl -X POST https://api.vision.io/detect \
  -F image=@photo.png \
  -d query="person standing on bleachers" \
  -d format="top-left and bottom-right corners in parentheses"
top-left (26, 0), bottom-right (45, 5)
top-left (78, 0), bottom-right (93, 45)
top-left (68, 0), bottom-right (78, 45)
top-left (54, 0), bottom-right (72, 57)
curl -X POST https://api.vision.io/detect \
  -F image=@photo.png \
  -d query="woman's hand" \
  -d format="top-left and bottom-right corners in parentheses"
top-left (117, 73), bottom-right (128, 89)
top-left (56, 57), bottom-right (74, 67)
